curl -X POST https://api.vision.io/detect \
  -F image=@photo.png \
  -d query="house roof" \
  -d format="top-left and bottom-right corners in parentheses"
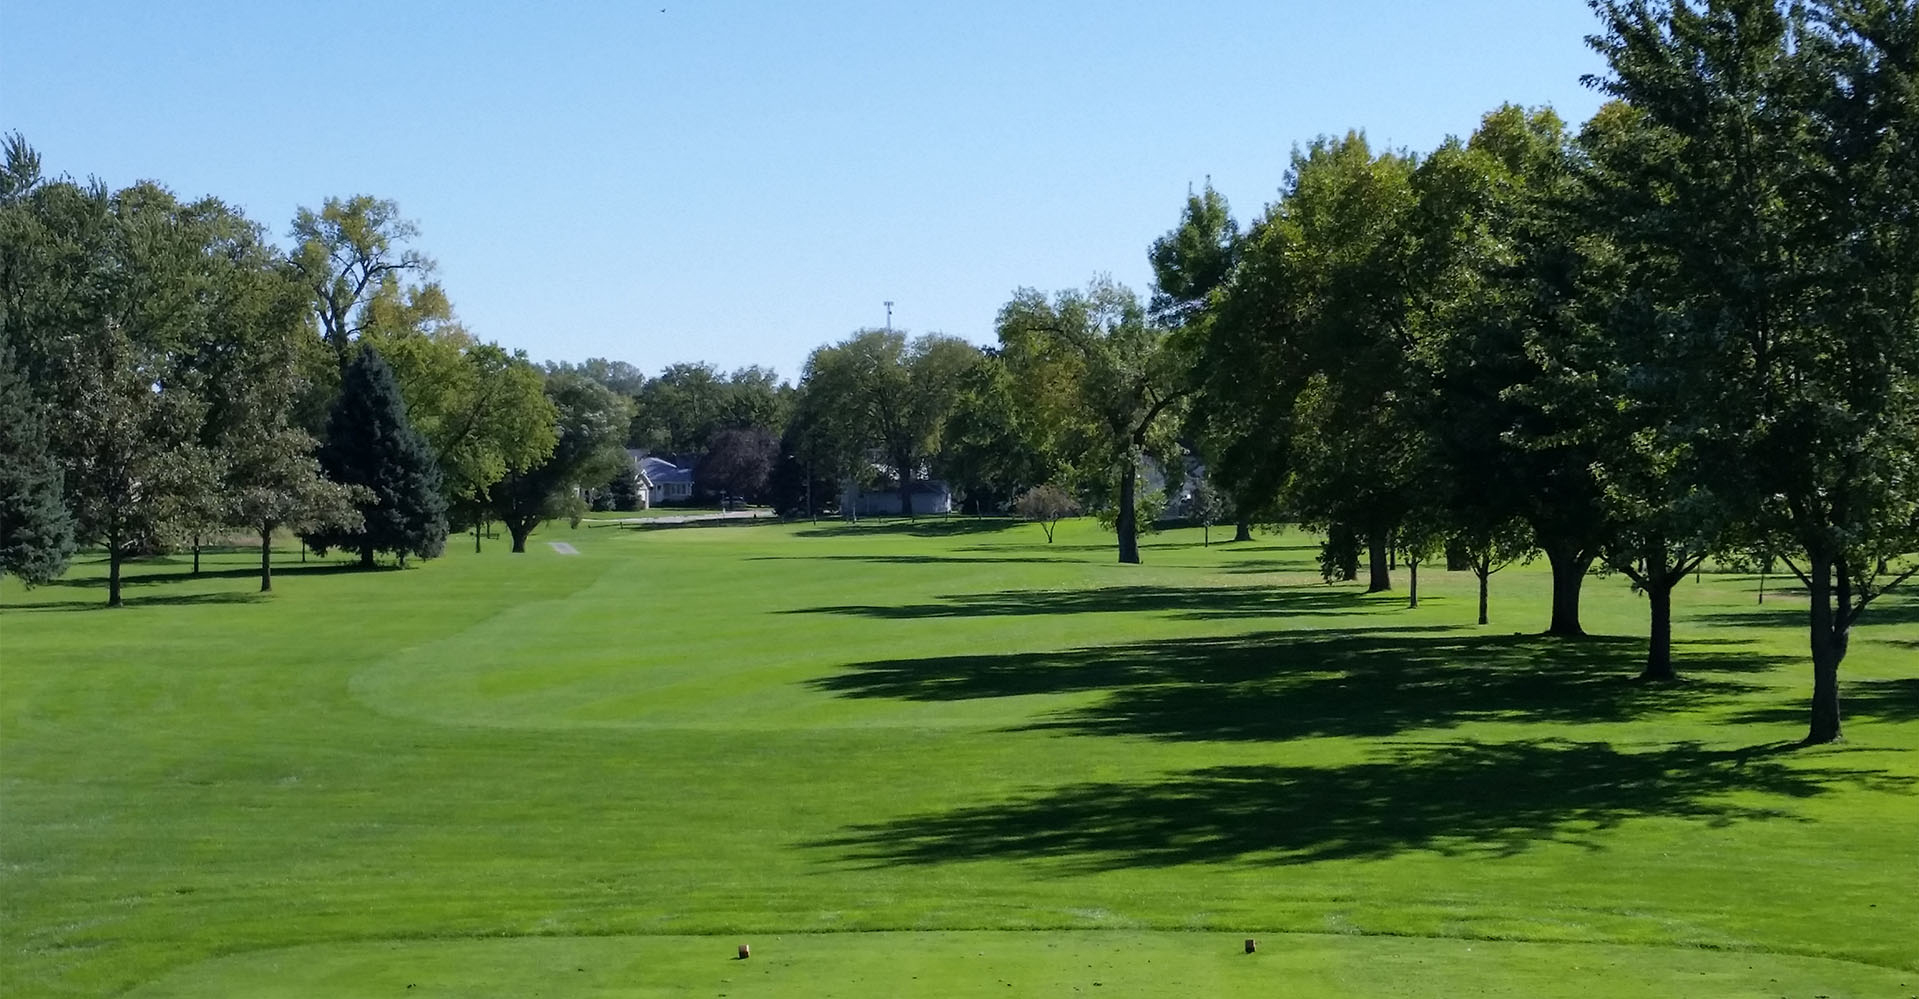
top-left (623, 449), bottom-right (655, 487)
top-left (640, 456), bottom-right (694, 485)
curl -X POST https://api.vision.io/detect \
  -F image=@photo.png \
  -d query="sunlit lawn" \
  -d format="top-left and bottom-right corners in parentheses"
top-left (2, 517), bottom-right (1914, 997)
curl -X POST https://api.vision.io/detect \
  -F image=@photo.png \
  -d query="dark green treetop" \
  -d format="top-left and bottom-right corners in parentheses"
top-left (307, 344), bottom-right (448, 567)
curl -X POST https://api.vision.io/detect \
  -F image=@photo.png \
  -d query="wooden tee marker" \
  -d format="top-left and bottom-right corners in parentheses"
top-left (737, 943), bottom-right (751, 960)
top-left (1244, 938), bottom-right (1256, 954)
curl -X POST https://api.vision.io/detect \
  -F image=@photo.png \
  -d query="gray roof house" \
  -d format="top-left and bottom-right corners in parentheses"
top-left (640, 455), bottom-right (696, 506)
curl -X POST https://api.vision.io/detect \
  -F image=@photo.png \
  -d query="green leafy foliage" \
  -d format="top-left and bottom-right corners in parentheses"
top-left (1012, 483), bottom-right (1080, 542)
top-left (487, 372), bottom-right (633, 551)
top-left (796, 330), bottom-right (980, 516)
top-left (290, 195), bottom-right (434, 372)
top-left (997, 278), bottom-right (1187, 563)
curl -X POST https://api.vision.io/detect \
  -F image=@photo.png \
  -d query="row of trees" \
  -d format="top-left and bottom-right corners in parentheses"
top-left (765, 0), bottom-right (1917, 745)
top-left (1171, 0), bottom-right (1915, 745)
top-left (0, 142), bottom-right (636, 602)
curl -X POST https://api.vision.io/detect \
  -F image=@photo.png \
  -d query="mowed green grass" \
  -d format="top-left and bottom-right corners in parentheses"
top-left (2, 518), bottom-right (1914, 997)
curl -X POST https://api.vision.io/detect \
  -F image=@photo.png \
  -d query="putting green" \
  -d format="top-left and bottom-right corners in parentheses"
top-left (123, 931), bottom-right (1915, 998)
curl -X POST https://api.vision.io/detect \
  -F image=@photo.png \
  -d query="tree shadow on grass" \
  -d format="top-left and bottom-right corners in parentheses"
top-left (796, 519), bottom-right (1022, 539)
top-left (43, 561), bottom-right (379, 589)
top-left (810, 739), bottom-right (1908, 871)
top-left (751, 553), bottom-right (1089, 566)
top-left (787, 584), bottom-right (1379, 621)
top-left (2, 590), bottom-right (271, 613)
top-left (5, 560), bottom-right (382, 612)
top-left (1697, 593), bottom-right (1919, 630)
top-left (1727, 677), bottom-right (1919, 727)
top-left (810, 631), bottom-right (1775, 742)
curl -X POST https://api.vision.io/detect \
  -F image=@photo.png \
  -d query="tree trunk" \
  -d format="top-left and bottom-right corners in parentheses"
top-left (899, 482), bottom-right (913, 518)
top-left (260, 528), bottom-right (273, 593)
top-left (508, 520), bottom-right (532, 554)
top-left (192, 534), bottom-right (201, 575)
top-left (1641, 582), bottom-right (1675, 682)
top-left (1366, 527), bottom-right (1391, 592)
top-left (1116, 457), bottom-right (1140, 564)
top-left (1203, 523), bottom-right (1210, 547)
top-left (1544, 544), bottom-right (1593, 637)
top-left (473, 521), bottom-right (482, 554)
top-left (359, 542), bottom-right (376, 569)
top-left (1804, 552), bottom-right (1846, 744)
top-left (1408, 560), bottom-right (1419, 609)
top-left (1476, 564), bottom-right (1490, 626)
top-left (107, 535), bottom-right (124, 608)
top-left (1233, 518), bottom-right (1252, 543)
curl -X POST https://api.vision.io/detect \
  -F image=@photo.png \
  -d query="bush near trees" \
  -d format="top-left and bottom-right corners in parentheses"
top-left (1013, 484), bottom-right (1080, 543)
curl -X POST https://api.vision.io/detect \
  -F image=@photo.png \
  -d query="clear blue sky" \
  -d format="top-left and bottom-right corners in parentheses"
top-left (2, 1), bottom-right (1607, 383)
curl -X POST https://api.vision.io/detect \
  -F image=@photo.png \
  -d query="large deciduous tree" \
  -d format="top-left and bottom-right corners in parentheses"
top-left (1207, 134), bottom-right (1421, 589)
top-left (798, 330), bottom-right (978, 517)
top-left (290, 195), bottom-right (435, 374)
top-left (1153, 183), bottom-right (1259, 541)
top-left (374, 324), bottom-right (558, 550)
top-left (11, 178), bottom-right (232, 606)
top-left (998, 278), bottom-right (1187, 564)
top-left (936, 350), bottom-right (1058, 514)
top-left (1420, 105), bottom-right (1611, 636)
top-left (488, 373), bottom-right (632, 552)
top-left (627, 362), bottom-right (790, 457)
top-left (1586, 0), bottom-right (1919, 740)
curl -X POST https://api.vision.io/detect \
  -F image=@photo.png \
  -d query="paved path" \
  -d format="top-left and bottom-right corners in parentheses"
top-left (548, 541), bottom-right (579, 554)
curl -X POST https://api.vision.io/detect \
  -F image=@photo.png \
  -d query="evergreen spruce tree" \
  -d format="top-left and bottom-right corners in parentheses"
top-left (0, 345), bottom-right (74, 583)
top-left (307, 345), bottom-right (447, 567)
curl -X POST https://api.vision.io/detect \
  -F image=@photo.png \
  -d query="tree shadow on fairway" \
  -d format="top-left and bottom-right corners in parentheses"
top-left (1727, 678), bottom-right (1919, 727)
top-left (2, 590), bottom-right (271, 613)
top-left (810, 631), bottom-right (1776, 742)
top-left (787, 584), bottom-right (1379, 621)
top-left (810, 739), bottom-right (1909, 871)
top-left (4, 560), bottom-right (381, 612)
top-left (751, 553), bottom-right (1089, 566)
top-left (796, 519), bottom-right (1022, 539)
top-left (46, 560), bottom-right (382, 588)
top-left (1697, 593), bottom-right (1919, 630)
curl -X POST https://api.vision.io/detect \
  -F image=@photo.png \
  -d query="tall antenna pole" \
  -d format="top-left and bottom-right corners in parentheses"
top-left (884, 300), bottom-right (894, 331)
